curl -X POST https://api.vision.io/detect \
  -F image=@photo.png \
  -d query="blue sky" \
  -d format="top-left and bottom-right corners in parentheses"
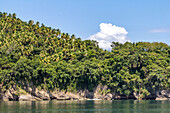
top-left (0, 0), bottom-right (170, 49)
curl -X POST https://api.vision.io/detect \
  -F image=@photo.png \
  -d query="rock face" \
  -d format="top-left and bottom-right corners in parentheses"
top-left (31, 88), bottom-right (50, 100)
top-left (51, 91), bottom-right (71, 100)
top-left (2, 88), bottom-right (19, 101)
top-left (19, 94), bottom-right (42, 101)
top-left (0, 86), bottom-right (169, 101)
top-left (93, 84), bottom-right (107, 99)
top-left (104, 93), bottom-right (113, 100)
top-left (78, 89), bottom-right (94, 99)
top-left (156, 90), bottom-right (170, 100)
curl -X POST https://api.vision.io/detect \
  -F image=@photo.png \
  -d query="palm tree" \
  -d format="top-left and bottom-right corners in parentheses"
top-left (36, 21), bottom-right (40, 26)
top-left (12, 13), bottom-right (16, 18)
top-left (28, 20), bottom-right (34, 25)
top-left (2, 12), bottom-right (7, 18)
top-left (65, 33), bottom-right (70, 41)
top-left (56, 29), bottom-right (61, 36)
top-left (61, 33), bottom-right (65, 40)
top-left (71, 34), bottom-right (75, 41)
top-left (52, 29), bottom-right (56, 34)
top-left (8, 13), bottom-right (12, 17)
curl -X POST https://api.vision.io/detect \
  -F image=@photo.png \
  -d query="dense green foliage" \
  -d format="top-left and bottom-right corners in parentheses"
top-left (0, 12), bottom-right (169, 99)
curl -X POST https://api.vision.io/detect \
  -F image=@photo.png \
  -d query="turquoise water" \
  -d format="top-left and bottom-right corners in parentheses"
top-left (0, 100), bottom-right (170, 113)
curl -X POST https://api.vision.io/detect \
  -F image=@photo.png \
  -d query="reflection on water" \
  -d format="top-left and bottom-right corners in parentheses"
top-left (0, 100), bottom-right (170, 113)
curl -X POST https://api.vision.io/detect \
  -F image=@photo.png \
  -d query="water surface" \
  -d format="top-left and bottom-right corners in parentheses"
top-left (0, 100), bottom-right (170, 113)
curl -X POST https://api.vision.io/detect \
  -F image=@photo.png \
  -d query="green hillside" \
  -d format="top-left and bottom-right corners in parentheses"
top-left (0, 12), bottom-right (169, 99)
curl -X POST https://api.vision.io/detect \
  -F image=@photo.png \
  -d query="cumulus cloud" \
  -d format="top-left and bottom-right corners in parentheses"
top-left (150, 28), bottom-right (170, 33)
top-left (89, 23), bottom-right (129, 50)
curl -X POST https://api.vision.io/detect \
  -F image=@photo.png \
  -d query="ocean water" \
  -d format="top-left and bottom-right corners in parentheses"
top-left (0, 100), bottom-right (170, 113)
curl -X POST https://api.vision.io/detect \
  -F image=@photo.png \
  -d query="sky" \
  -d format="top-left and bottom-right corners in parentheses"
top-left (0, 0), bottom-right (170, 50)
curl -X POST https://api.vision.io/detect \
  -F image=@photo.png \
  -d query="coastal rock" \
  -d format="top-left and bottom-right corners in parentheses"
top-left (104, 93), bottom-right (113, 100)
top-left (66, 92), bottom-right (82, 100)
top-left (47, 91), bottom-right (57, 99)
top-left (160, 90), bottom-right (170, 98)
top-left (56, 92), bottom-right (71, 100)
top-left (3, 88), bottom-right (19, 101)
top-left (48, 91), bottom-right (71, 100)
top-left (156, 90), bottom-right (170, 100)
top-left (2, 86), bottom-right (170, 101)
top-left (93, 84), bottom-right (108, 99)
top-left (155, 97), bottom-right (170, 100)
top-left (50, 90), bottom-right (87, 100)
top-left (19, 94), bottom-right (42, 101)
top-left (32, 88), bottom-right (50, 100)
top-left (78, 89), bottom-right (94, 99)
top-left (84, 91), bottom-right (94, 99)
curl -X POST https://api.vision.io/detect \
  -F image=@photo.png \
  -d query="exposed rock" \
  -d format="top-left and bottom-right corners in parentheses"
top-left (48, 91), bottom-right (71, 100)
top-left (93, 84), bottom-right (108, 99)
top-left (156, 90), bottom-right (170, 100)
top-left (19, 94), bottom-right (42, 101)
top-left (49, 90), bottom-right (88, 100)
top-left (47, 91), bottom-right (56, 99)
top-left (78, 89), bottom-right (94, 99)
top-left (32, 88), bottom-right (50, 100)
top-left (155, 97), bottom-right (170, 100)
top-left (66, 92), bottom-right (83, 100)
top-left (1, 86), bottom-right (170, 101)
top-left (56, 92), bottom-right (71, 100)
top-left (4, 90), bottom-right (13, 99)
top-left (104, 93), bottom-right (113, 100)
top-left (2, 88), bottom-right (19, 101)
top-left (84, 91), bottom-right (94, 99)
top-left (160, 90), bottom-right (170, 98)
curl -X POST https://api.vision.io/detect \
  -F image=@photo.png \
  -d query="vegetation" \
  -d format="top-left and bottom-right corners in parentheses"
top-left (0, 12), bottom-right (169, 99)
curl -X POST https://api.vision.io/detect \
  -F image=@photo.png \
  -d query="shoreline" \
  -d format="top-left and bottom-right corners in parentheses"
top-left (1, 98), bottom-right (169, 101)
top-left (0, 87), bottom-right (169, 101)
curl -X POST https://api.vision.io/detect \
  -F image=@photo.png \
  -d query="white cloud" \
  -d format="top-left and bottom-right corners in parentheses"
top-left (150, 28), bottom-right (170, 33)
top-left (89, 23), bottom-right (129, 50)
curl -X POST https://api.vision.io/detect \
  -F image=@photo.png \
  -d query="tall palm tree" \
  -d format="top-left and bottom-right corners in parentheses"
top-left (36, 21), bottom-right (40, 26)
top-left (3, 12), bottom-right (7, 18)
top-left (71, 34), bottom-right (75, 41)
top-left (65, 33), bottom-right (70, 41)
top-left (28, 20), bottom-right (34, 25)
top-left (12, 13), bottom-right (16, 18)
top-left (61, 33), bottom-right (65, 40)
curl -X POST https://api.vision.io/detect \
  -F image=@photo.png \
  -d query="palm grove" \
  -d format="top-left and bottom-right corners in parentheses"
top-left (0, 12), bottom-right (169, 99)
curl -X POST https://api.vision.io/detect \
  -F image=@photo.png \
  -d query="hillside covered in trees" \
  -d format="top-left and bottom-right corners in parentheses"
top-left (0, 12), bottom-right (169, 100)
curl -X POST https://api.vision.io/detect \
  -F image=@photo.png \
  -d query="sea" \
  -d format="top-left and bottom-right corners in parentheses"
top-left (0, 100), bottom-right (170, 113)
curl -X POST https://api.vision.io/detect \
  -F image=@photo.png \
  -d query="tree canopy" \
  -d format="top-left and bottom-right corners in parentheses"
top-left (0, 12), bottom-right (169, 99)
